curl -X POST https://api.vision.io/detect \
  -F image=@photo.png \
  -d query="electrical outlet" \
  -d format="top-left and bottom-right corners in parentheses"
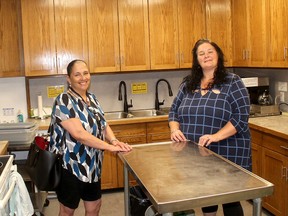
top-left (279, 92), bottom-right (285, 102)
top-left (278, 82), bottom-right (288, 92)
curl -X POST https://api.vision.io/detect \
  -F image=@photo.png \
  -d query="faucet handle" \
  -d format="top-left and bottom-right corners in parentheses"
top-left (159, 99), bottom-right (165, 106)
top-left (128, 99), bottom-right (133, 108)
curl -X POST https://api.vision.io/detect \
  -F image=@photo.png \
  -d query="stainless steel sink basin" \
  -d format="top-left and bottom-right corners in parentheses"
top-left (105, 112), bottom-right (132, 120)
top-left (105, 109), bottom-right (169, 120)
top-left (129, 109), bottom-right (167, 117)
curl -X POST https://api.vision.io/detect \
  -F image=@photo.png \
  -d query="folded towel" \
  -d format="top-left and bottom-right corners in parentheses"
top-left (8, 171), bottom-right (34, 216)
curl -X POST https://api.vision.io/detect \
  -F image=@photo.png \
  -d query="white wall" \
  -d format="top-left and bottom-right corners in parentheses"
top-left (0, 77), bottom-right (27, 123)
top-left (28, 70), bottom-right (191, 113)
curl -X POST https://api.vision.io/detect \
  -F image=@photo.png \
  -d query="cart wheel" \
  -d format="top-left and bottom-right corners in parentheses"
top-left (44, 199), bottom-right (50, 207)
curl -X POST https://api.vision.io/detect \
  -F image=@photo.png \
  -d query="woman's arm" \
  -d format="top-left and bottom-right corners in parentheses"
top-left (60, 118), bottom-right (132, 152)
top-left (169, 121), bottom-right (187, 142)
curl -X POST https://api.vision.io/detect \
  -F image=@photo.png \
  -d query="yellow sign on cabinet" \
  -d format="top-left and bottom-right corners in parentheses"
top-left (131, 82), bottom-right (147, 94)
top-left (47, 85), bottom-right (64, 98)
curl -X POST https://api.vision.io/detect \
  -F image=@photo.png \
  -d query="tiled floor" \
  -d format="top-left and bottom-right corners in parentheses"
top-left (42, 189), bottom-right (274, 216)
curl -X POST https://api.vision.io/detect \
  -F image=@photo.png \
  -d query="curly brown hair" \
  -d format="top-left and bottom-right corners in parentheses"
top-left (182, 39), bottom-right (228, 93)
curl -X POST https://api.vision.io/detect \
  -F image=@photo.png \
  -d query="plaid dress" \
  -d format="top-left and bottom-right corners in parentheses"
top-left (169, 73), bottom-right (251, 170)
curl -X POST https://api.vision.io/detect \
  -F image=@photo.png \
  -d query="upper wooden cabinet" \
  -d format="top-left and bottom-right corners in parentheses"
top-left (178, 0), bottom-right (206, 69)
top-left (21, 0), bottom-right (88, 76)
top-left (0, 0), bottom-right (23, 77)
top-left (266, 0), bottom-right (288, 67)
top-left (206, 0), bottom-right (232, 67)
top-left (232, 0), bottom-right (267, 67)
top-left (87, 0), bottom-right (150, 73)
top-left (149, 0), bottom-right (206, 70)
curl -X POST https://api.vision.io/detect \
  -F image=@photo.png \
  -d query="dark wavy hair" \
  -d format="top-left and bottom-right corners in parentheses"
top-left (182, 39), bottom-right (228, 93)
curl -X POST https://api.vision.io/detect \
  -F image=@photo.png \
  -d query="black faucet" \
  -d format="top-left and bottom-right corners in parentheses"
top-left (155, 79), bottom-right (173, 110)
top-left (118, 81), bottom-right (133, 113)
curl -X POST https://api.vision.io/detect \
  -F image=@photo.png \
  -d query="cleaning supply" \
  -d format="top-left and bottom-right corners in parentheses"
top-left (17, 110), bottom-right (24, 122)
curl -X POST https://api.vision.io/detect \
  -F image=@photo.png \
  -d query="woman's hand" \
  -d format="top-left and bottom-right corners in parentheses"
top-left (198, 134), bottom-right (220, 147)
top-left (110, 140), bottom-right (132, 152)
top-left (170, 129), bottom-right (187, 142)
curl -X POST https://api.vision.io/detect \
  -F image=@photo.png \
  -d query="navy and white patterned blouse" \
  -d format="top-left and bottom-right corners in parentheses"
top-left (169, 73), bottom-right (251, 170)
top-left (49, 87), bottom-right (107, 183)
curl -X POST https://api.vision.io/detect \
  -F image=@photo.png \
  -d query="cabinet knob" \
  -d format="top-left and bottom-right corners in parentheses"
top-left (282, 166), bottom-right (287, 179)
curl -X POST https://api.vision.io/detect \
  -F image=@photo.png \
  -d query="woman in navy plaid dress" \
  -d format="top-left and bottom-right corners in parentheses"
top-left (169, 39), bottom-right (251, 216)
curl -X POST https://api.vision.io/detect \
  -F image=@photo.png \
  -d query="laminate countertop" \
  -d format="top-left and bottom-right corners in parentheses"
top-left (29, 115), bottom-right (288, 140)
top-left (0, 141), bottom-right (8, 155)
top-left (249, 115), bottom-right (288, 140)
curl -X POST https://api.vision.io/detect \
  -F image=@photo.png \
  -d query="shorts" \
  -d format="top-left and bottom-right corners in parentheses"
top-left (56, 168), bottom-right (102, 209)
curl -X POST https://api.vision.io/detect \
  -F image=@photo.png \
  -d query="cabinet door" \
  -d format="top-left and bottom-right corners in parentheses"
top-left (178, 0), bottom-right (206, 69)
top-left (21, 0), bottom-right (57, 76)
top-left (118, 0), bottom-right (150, 71)
top-left (87, 0), bottom-right (120, 73)
top-left (54, 0), bottom-right (88, 74)
top-left (101, 151), bottom-right (118, 190)
top-left (262, 148), bottom-right (287, 216)
top-left (232, 0), bottom-right (248, 66)
top-left (0, 0), bottom-right (23, 77)
top-left (267, 0), bottom-right (288, 67)
top-left (146, 121), bottom-right (170, 143)
top-left (206, 0), bottom-right (232, 66)
top-left (149, 0), bottom-right (179, 69)
top-left (251, 143), bottom-right (262, 176)
top-left (248, 0), bottom-right (267, 66)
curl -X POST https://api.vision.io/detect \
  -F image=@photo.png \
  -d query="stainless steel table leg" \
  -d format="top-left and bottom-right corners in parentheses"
top-left (252, 198), bottom-right (262, 216)
top-left (124, 165), bottom-right (130, 216)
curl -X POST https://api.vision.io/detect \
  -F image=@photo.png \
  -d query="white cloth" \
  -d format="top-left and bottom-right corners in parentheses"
top-left (8, 171), bottom-right (34, 216)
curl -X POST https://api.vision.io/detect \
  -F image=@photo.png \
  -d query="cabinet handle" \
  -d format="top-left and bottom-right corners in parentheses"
top-left (246, 50), bottom-right (250, 60)
top-left (181, 53), bottom-right (184, 63)
top-left (286, 167), bottom-right (288, 182)
top-left (242, 50), bottom-right (246, 60)
top-left (282, 166), bottom-right (287, 179)
top-left (284, 47), bottom-right (288, 61)
top-left (280, 145), bottom-right (288, 150)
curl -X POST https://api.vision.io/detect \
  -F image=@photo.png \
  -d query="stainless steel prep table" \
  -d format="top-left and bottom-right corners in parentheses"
top-left (118, 141), bottom-right (274, 216)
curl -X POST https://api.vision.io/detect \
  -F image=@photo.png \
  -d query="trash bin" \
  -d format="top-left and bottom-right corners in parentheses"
top-left (130, 186), bottom-right (152, 216)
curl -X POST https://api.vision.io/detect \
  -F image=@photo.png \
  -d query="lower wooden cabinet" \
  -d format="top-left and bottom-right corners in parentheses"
top-left (102, 120), bottom-right (170, 189)
top-left (250, 126), bottom-right (288, 216)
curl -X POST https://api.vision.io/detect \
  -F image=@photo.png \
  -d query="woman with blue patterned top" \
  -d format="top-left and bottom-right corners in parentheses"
top-left (49, 59), bottom-right (132, 216)
top-left (169, 39), bottom-right (251, 216)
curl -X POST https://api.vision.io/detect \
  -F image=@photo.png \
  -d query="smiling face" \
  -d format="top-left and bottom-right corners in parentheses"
top-left (196, 42), bottom-right (218, 72)
top-left (67, 60), bottom-right (91, 96)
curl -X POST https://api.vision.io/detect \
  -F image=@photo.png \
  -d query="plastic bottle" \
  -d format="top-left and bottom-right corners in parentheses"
top-left (17, 110), bottom-right (24, 122)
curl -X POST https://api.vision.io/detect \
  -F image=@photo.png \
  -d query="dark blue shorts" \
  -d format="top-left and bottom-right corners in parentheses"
top-left (56, 168), bottom-right (102, 209)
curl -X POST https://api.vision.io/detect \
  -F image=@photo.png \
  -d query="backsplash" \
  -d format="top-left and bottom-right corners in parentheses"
top-left (1, 68), bottom-right (288, 123)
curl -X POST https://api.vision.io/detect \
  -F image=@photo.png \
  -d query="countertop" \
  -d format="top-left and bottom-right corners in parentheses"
top-left (249, 115), bottom-right (288, 140)
top-left (29, 115), bottom-right (288, 140)
top-left (27, 114), bottom-right (169, 131)
top-left (0, 141), bottom-right (8, 155)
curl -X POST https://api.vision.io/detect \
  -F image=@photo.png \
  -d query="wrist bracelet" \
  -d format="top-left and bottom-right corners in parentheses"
top-left (110, 138), bottom-right (119, 144)
top-left (171, 129), bottom-right (179, 134)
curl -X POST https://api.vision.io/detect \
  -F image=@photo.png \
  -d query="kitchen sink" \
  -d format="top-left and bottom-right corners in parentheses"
top-left (104, 112), bottom-right (132, 120)
top-left (129, 109), bottom-right (167, 117)
top-left (105, 109), bottom-right (169, 120)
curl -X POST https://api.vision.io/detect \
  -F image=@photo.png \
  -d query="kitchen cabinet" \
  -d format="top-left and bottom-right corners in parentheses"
top-left (206, 0), bottom-right (232, 67)
top-left (149, 0), bottom-right (206, 70)
top-left (250, 126), bottom-right (288, 216)
top-left (266, 0), bottom-right (288, 67)
top-left (146, 121), bottom-right (170, 143)
top-left (21, 0), bottom-right (88, 76)
top-left (106, 123), bottom-right (146, 188)
top-left (232, 0), bottom-right (267, 67)
top-left (87, 0), bottom-right (150, 73)
top-left (0, 0), bottom-right (23, 77)
top-left (251, 128), bottom-right (262, 176)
